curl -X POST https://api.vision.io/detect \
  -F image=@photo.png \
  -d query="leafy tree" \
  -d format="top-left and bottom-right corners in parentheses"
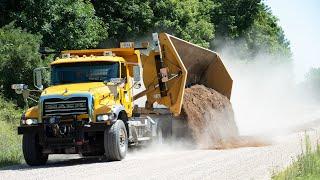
top-left (92, 0), bottom-right (153, 42)
top-left (244, 4), bottom-right (291, 58)
top-left (1, 0), bottom-right (291, 57)
top-left (299, 67), bottom-right (320, 102)
top-left (0, 23), bottom-right (44, 103)
top-left (305, 68), bottom-right (320, 91)
top-left (93, 0), bottom-right (214, 47)
top-left (210, 0), bottom-right (291, 60)
top-left (14, 0), bottom-right (107, 50)
top-left (150, 0), bottom-right (214, 48)
top-left (1, 0), bottom-right (291, 55)
top-left (210, 0), bottom-right (260, 39)
top-left (0, 0), bottom-right (18, 27)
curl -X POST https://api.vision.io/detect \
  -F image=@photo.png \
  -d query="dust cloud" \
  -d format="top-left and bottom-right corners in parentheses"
top-left (179, 46), bottom-right (320, 149)
top-left (132, 37), bottom-right (320, 152)
top-left (220, 49), bottom-right (320, 136)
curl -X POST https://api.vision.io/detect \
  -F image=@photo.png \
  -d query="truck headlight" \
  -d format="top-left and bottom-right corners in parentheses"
top-left (25, 119), bottom-right (38, 125)
top-left (97, 113), bottom-right (116, 122)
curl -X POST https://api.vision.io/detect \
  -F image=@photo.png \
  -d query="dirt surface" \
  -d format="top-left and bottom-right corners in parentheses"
top-left (1, 85), bottom-right (319, 179)
top-left (1, 127), bottom-right (319, 180)
top-left (182, 85), bottom-right (268, 149)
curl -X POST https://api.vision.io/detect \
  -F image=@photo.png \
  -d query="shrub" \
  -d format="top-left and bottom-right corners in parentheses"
top-left (0, 96), bottom-right (23, 167)
top-left (0, 23), bottom-right (44, 104)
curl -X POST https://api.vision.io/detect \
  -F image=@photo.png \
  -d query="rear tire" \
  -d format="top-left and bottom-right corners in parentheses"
top-left (22, 133), bottom-right (48, 166)
top-left (104, 120), bottom-right (128, 161)
top-left (154, 125), bottom-right (163, 144)
top-left (158, 117), bottom-right (172, 140)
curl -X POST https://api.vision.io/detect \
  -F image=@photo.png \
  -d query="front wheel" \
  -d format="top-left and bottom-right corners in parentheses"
top-left (104, 120), bottom-right (128, 161)
top-left (22, 133), bottom-right (48, 166)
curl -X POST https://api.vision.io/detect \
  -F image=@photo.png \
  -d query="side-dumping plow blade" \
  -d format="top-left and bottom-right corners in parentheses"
top-left (136, 33), bottom-right (232, 116)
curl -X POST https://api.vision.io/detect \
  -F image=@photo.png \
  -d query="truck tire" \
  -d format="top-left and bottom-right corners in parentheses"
top-left (154, 125), bottom-right (163, 144)
top-left (104, 120), bottom-right (128, 161)
top-left (159, 116), bottom-right (172, 140)
top-left (22, 133), bottom-right (48, 166)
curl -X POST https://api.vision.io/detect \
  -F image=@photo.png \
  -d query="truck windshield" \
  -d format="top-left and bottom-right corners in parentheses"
top-left (51, 62), bottom-right (119, 85)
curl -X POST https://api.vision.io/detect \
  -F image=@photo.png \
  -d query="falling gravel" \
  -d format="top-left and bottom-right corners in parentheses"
top-left (182, 85), bottom-right (268, 149)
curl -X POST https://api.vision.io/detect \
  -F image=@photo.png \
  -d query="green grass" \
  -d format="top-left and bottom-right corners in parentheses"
top-left (0, 121), bottom-right (22, 167)
top-left (273, 135), bottom-right (320, 180)
top-left (0, 96), bottom-right (23, 168)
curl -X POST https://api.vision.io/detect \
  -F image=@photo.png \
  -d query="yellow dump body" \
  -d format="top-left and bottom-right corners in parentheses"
top-left (140, 33), bottom-right (233, 116)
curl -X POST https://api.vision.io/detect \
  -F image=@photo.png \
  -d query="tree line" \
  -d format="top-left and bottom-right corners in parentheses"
top-left (0, 0), bottom-right (292, 102)
top-left (1, 0), bottom-right (291, 54)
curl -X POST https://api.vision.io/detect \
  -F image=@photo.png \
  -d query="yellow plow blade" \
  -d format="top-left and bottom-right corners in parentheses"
top-left (140, 33), bottom-right (233, 116)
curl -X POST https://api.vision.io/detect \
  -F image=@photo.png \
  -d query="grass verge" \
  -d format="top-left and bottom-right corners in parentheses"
top-left (273, 135), bottom-right (320, 180)
top-left (0, 97), bottom-right (23, 168)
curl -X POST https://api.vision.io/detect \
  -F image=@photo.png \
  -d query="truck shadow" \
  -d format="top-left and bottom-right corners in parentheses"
top-left (1, 144), bottom-right (167, 171)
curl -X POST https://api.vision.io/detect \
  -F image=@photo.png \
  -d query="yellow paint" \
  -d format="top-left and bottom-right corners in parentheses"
top-left (33, 48), bottom-right (141, 122)
top-left (51, 56), bottom-right (125, 65)
top-left (141, 33), bottom-right (188, 116)
top-left (140, 33), bottom-right (232, 116)
top-left (25, 106), bottom-right (38, 119)
top-left (42, 82), bottom-right (133, 122)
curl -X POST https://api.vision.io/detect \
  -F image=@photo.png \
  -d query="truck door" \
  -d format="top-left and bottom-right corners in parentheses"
top-left (120, 62), bottom-right (133, 116)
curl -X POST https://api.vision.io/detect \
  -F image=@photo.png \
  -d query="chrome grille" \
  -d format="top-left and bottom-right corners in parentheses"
top-left (43, 97), bottom-right (88, 116)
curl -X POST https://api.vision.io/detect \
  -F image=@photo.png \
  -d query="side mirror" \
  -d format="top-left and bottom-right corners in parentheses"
top-left (34, 68), bottom-right (43, 90)
top-left (33, 67), bottom-right (49, 90)
top-left (133, 65), bottom-right (141, 82)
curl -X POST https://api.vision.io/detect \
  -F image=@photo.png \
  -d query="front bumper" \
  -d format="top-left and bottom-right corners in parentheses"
top-left (18, 123), bottom-right (110, 154)
top-left (18, 125), bottom-right (43, 134)
top-left (18, 123), bottom-right (109, 135)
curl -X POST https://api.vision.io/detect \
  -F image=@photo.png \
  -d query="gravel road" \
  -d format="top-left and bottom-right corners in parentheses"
top-left (1, 124), bottom-right (319, 180)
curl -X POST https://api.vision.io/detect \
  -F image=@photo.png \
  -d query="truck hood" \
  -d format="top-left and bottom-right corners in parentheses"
top-left (41, 82), bottom-right (117, 112)
top-left (37, 82), bottom-right (118, 120)
top-left (42, 82), bottom-right (110, 96)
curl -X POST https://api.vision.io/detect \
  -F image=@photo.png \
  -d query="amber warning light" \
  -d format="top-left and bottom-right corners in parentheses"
top-left (120, 42), bottom-right (135, 48)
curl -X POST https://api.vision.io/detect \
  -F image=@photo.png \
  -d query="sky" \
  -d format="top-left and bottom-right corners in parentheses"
top-left (265, 0), bottom-right (320, 81)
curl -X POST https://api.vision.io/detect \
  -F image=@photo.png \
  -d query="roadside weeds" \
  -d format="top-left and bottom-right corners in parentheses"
top-left (272, 133), bottom-right (320, 179)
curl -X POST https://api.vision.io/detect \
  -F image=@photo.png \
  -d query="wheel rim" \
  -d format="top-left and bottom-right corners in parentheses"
top-left (119, 128), bottom-right (127, 153)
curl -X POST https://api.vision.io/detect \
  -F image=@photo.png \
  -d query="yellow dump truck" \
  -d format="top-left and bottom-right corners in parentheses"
top-left (12, 33), bottom-right (232, 166)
